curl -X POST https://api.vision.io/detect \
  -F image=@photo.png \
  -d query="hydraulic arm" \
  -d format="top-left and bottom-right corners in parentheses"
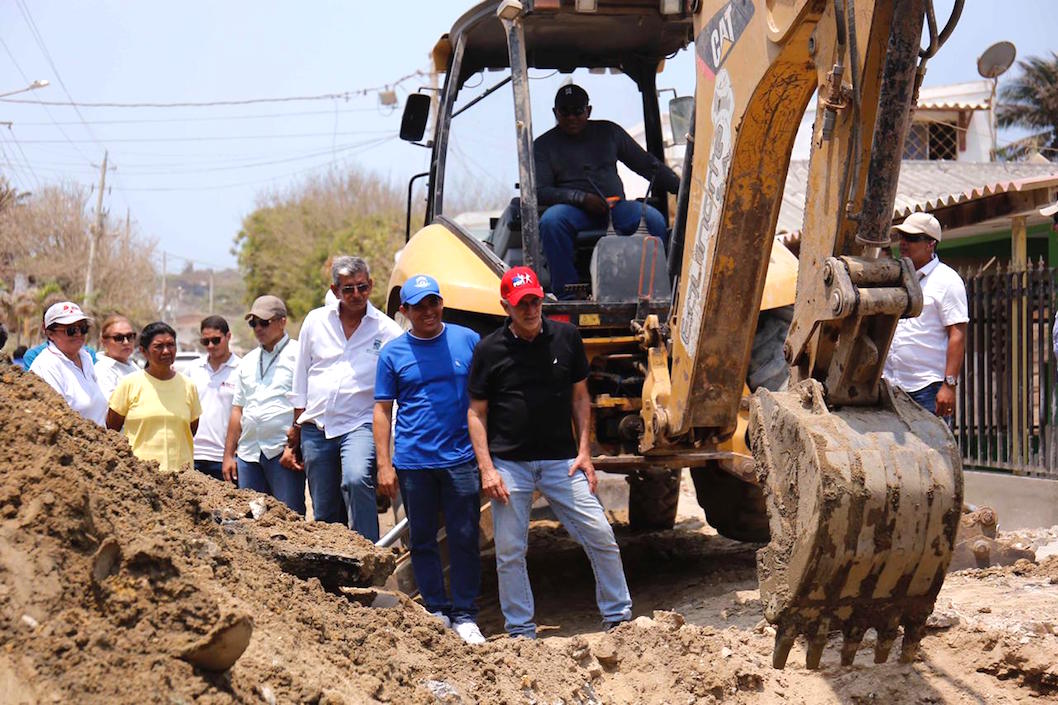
top-left (642, 0), bottom-right (964, 668)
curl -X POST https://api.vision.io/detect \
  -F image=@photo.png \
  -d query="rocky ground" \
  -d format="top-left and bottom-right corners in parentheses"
top-left (2, 366), bottom-right (1057, 704)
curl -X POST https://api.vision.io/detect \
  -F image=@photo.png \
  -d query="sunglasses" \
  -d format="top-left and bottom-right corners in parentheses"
top-left (247, 317), bottom-right (274, 329)
top-left (557, 106), bottom-right (587, 117)
top-left (105, 333), bottom-right (137, 343)
top-left (896, 233), bottom-right (929, 243)
top-left (339, 283), bottom-right (371, 295)
top-left (200, 336), bottom-right (224, 346)
top-left (52, 323), bottom-right (89, 337)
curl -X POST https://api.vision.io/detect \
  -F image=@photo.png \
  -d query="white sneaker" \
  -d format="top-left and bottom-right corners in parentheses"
top-left (452, 620), bottom-right (486, 645)
top-left (430, 611), bottom-right (451, 628)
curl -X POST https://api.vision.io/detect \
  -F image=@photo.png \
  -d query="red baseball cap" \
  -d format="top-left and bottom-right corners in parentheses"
top-left (500, 266), bottom-right (545, 306)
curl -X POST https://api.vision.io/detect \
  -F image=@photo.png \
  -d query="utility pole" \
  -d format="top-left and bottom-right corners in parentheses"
top-left (83, 150), bottom-right (108, 307)
top-left (160, 251), bottom-right (167, 318)
top-left (208, 269), bottom-right (215, 314)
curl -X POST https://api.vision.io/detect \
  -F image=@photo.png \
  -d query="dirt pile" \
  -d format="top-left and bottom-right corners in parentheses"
top-left (0, 368), bottom-right (600, 704)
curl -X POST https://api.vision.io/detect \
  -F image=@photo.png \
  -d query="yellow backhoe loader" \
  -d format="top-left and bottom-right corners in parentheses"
top-left (393, 0), bottom-right (964, 669)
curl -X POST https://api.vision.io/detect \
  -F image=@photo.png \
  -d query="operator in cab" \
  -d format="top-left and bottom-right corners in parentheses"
top-left (534, 83), bottom-right (679, 300)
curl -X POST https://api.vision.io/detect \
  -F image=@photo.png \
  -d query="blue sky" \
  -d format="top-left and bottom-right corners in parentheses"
top-left (0, 1), bottom-right (1052, 270)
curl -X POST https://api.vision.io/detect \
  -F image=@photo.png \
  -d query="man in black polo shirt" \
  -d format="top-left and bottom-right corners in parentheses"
top-left (467, 266), bottom-right (632, 638)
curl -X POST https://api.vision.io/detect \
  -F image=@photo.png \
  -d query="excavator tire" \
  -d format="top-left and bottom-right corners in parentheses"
top-left (690, 461), bottom-right (770, 543)
top-left (626, 468), bottom-right (680, 532)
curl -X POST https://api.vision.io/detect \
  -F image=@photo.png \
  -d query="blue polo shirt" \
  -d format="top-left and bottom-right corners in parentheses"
top-left (375, 323), bottom-right (479, 470)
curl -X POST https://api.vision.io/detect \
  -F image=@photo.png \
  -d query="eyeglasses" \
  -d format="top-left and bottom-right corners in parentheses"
top-left (200, 336), bottom-right (223, 346)
top-left (51, 323), bottom-right (89, 337)
top-left (339, 283), bottom-right (371, 295)
top-left (557, 106), bottom-right (587, 117)
top-left (247, 317), bottom-right (275, 329)
top-left (104, 333), bottom-right (136, 343)
top-left (895, 232), bottom-right (929, 243)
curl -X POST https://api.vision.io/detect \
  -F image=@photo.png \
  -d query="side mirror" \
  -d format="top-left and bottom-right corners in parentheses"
top-left (400, 94), bottom-right (432, 142)
top-left (668, 96), bottom-right (694, 146)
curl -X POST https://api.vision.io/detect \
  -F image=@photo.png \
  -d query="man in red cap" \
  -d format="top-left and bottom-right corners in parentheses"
top-left (467, 266), bottom-right (632, 638)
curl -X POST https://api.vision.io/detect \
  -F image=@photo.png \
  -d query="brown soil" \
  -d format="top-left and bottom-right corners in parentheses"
top-left (3, 366), bottom-right (1058, 704)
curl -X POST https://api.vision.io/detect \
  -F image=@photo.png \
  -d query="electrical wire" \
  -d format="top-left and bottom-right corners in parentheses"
top-left (9, 105), bottom-right (389, 126)
top-left (12, 129), bottom-right (395, 144)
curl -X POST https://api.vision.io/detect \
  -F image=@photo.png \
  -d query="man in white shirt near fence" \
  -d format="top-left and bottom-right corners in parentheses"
top-left (190, 315), bottom-right (241, 482)
top-left (883, 211), bottom-right (968, 422)
top-left (285, 255), bottom-right (402, 540)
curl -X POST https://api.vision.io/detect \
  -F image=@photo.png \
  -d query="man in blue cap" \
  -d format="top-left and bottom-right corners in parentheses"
top-left (373, 274), bottom-right (486, 644)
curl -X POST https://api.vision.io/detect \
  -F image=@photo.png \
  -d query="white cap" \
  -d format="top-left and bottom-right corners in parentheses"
top-left (43, 301), bottom-right (91, 328)
top-left (893, 211), bottom-right (942, 242)
top-left (1040, 201), bottom-right (1058, 217)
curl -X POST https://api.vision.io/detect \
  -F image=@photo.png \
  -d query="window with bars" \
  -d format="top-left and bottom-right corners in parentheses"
top-left (903, 120), bottom-right (959, 160)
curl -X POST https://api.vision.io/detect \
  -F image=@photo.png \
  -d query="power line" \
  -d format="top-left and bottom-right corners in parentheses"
top-left (13, 129), bottom-right (395, 144)
top-left (10, 105), bottom-right (386, 126)
top-left (0, 70), bottom-right (429, 109)
top-left (118, 136), bottom-right (394, 192)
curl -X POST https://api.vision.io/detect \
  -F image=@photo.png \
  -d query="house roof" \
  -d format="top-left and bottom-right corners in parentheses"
top-left (777, 160), bottom-right (1058, 239)
top-left (915, 80), bottom-right (992, 112)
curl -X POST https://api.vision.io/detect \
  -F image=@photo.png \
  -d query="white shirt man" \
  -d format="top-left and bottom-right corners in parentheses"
top-left (287, 256), bottom-right (401, 540)
top-left (224, 295), bottom-right (305, 515)
top-left (189, 317), bottom-right (241, 481)
top-left (883, 211), bottom-right (968, 419)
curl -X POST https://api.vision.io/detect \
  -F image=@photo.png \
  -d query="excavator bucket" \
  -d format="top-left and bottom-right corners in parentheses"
top-left (748, 379), bottom-right (962, 669)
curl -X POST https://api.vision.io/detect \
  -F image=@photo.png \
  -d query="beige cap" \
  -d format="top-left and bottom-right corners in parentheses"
top-left (893, 211), bottom-right (942, 242)
top-left (1040, 201), bottom-right (1058, 217)
top-left (245, 295), bottom-right (287, 320)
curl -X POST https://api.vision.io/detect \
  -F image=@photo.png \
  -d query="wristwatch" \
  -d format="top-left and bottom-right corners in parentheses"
top-left (944, 375), bottom-right (958, 387)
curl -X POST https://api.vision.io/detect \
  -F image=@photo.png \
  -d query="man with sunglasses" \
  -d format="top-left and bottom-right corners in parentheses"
top-left (533, 83), bottom-right (680, 299)
top-left (883, 212), bottom-right (968, 422)
top-left (287, 255), bottom-right (402, 540)
top-left (222, 296), bottom-right (306, 514)
top-left (189, 315), bottom-right (241, 482)
top-left (29, 301), bottom-right (108, 426)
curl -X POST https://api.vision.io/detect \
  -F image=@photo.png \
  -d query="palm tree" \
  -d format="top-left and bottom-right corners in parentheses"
top-left (996, 52), bottom-right (1058, 161)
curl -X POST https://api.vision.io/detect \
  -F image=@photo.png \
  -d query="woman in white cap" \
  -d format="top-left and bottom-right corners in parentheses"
top-left (28, 301), bottom-right (108, 426)
top-left (94, 313), bottom-right (140, 400)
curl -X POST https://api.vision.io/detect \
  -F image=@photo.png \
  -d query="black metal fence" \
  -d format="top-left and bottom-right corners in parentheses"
top-left (958, 260), bottom-right (1058, 477)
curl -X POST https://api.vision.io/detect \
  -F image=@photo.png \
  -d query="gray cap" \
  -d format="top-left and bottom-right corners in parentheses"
top-left (245, 295), bottom-right (287, 320)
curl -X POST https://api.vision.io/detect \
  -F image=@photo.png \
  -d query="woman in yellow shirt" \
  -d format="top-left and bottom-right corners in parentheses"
top-left (107, 322), bottom-right (201, 473)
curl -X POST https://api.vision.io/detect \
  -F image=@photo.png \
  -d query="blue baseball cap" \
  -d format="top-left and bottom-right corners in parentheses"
top-left (400, 274), bottom-right (442, 305)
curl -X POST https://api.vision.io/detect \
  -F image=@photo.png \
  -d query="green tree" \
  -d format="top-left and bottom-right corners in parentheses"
top-left (234, 167), bottom-right (407, 320)
top-left (997, 52), bottom-right (1058, 161)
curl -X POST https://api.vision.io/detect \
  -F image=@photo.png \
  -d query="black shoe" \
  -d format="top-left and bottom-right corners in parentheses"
top-left (602, 619), bottom-right (628, 633)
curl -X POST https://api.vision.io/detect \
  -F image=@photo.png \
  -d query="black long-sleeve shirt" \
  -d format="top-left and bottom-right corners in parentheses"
top-left (533, 120), bottom-right (680, 208)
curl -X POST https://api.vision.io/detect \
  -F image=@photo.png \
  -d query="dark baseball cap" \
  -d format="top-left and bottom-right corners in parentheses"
top-left (554, 84), bottom-right (589, 110)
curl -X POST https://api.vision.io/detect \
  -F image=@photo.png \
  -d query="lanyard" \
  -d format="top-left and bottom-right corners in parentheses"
top-left (259, 337), bottom-right (290, 381)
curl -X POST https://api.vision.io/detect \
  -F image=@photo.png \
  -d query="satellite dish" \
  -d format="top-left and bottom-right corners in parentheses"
top-left (977, 41), bottom-right (1017, 79)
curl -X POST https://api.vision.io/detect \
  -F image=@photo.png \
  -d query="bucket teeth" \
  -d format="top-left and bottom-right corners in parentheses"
top-left (804, 620), bottom-right (829, 670)
top-left (873, 617), bottom-right (901, 664)
top-left (899, 618), bottom-right (925, 664)
top-left (840, 624), bottom-right (866, 666)
top-left (771, 624), bottom-right (798, 670)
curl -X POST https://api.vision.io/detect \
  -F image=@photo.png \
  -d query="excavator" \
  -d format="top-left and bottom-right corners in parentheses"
top-left (392, 0), bottom-right (965, 669)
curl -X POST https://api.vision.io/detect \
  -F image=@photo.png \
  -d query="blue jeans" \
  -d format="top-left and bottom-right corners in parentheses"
top-left (491, 457), bottom-right (632, 637)
top-left (237, 452), bottom-right (307, 516)
top-left (539, 201), bottom-right (668, 299)
top-left (908, 380), bottom-right (953, 427)
top-left (194, 459), bottom-right (225, 482)
top-left (398, 460), bottom-right (481, 623)
top-left (300, 423), bottom-right (379, 541)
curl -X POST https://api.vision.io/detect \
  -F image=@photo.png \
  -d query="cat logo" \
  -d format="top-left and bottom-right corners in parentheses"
top-left (695, 0), bottom-right (755, 79)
